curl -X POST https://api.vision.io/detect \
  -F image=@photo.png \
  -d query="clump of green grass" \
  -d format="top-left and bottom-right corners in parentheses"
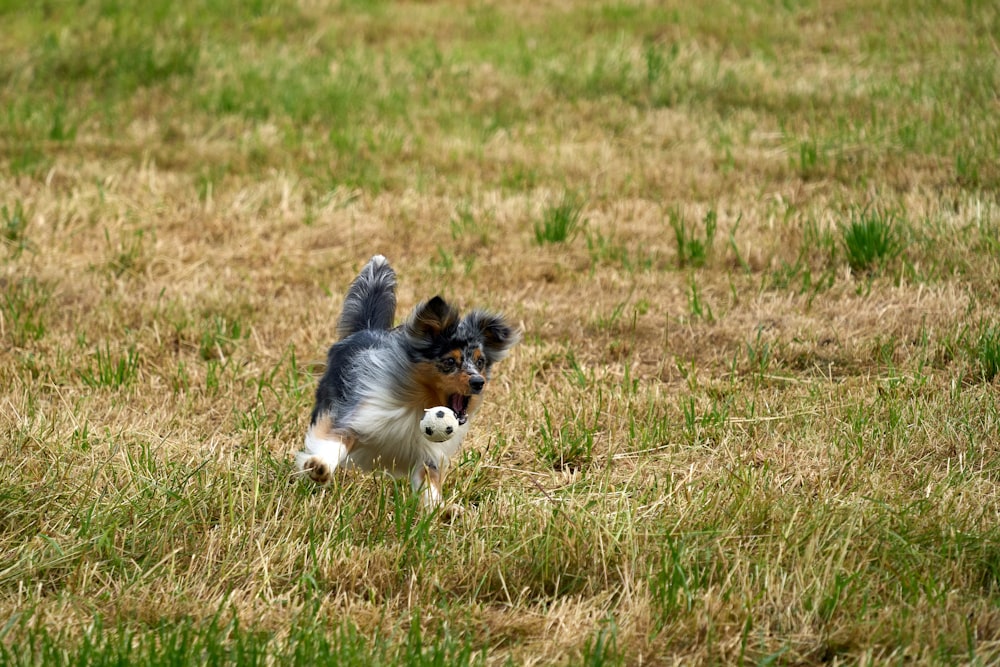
top-left (792, 139), bottom-right (827, 180)
top-left (78, 345), bottom-right (140, 389)
top-left (0, 609), bottom-right (487, 667)
top-left (534, 193), bottom-right (585, 245)
top-left (973, 323), bottom-right (1000, 382)
top-left (2, 201), bottom-right (32, 258)
top-left (687, 275), bottom-right (713, 321)
top-left (841, 206), bottom-right (903, 273)
top-left (745, 327), bottom-right (774, 379)
top-left (536, 407), bottom-right (594, 471)
top-left (955, 151), bottom-right (982, 188)
top-left (670, 207), bottom-right (717, 268)
top-left (581, 616), bottom-right (621, 667)
top-left (649, 536), bottom-right (714, 625)
top-left (586, 230), bottom-right (657, 272)
top-left (103, 228), bottom-right (151, 278)
top-left (199, 315), bottom-right (246, 362)
top-left (1, 278), bottom-right (49, 347)
top-left (450, 202), bottom-right (477, 240)
top-left (450, 201), bottom-right (494, 249)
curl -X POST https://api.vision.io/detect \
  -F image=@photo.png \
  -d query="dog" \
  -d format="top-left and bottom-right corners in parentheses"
top-left (294, 255), bottom-right (520, 509)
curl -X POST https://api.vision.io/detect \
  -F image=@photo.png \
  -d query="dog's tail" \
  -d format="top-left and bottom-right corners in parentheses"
top-left (336, 255), bottom-right (397, 338)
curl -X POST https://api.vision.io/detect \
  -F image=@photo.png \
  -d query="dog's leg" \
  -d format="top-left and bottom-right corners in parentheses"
top-left (410, 459), bottom-right (445, 509)
top-left (410, 458), bottom-right (464, 520)
top-left (295, 417), bottom-right (354, 485)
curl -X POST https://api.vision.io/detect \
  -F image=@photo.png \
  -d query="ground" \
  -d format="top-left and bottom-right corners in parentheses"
top-left (1, 1), bottom-right (999, 664)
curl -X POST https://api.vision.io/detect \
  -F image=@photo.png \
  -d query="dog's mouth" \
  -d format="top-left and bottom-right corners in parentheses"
top-left (449, 394), bottom-right (471, 425)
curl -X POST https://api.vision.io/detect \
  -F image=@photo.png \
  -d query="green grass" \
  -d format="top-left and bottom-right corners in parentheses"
top-left (670, 208), bottom-right (718, 269)
top-left (686, 276), bottom-right (714, 322)
top-left (0, 609), bottom-right (487, 667)
top-left (199, 316), bottom-right (247, 362)
top-left (586, 230), bottom-right (658, 273)
top-left (1, 201), bottom-right (31, 258)
top-left (2, 0), bottom-right (1000, 664)
top-left (536, 406), bottom-right (595, 472)
top-left (841, 206), bottom-right (904, 274)
top-left (973, 322), bottom-right (1000, 382)
top-left (77, 345), bottom-right (140, 389)
top-left (1, 278), bottom-right (49, 347)
top-left (534, 193), bottom-right (586, 245)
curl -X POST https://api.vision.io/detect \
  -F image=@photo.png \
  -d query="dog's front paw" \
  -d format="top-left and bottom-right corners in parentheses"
top-left (302, 456), bottom-right (332, 484)
top-left (440, 502), bottom-right (466, 523)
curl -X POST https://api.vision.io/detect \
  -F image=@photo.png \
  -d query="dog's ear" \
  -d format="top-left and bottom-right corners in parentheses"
top-left (465, 310), bottom-right (522, 362)
top-left (406, 296), bottom-right (460, 340)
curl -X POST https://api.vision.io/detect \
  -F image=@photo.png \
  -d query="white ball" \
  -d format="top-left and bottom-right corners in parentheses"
top-left (420, 406), bottom-right (460, 442)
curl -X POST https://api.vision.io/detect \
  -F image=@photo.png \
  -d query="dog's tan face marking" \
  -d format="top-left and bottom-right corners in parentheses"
top-left (410, 360), bottom-right (487, 422)
top-left (436, 347), bottom-right (488, 377)
top-left (412, 361), bottom-right (470, 405)
top-left (432, 349), bottom-right (465, 375)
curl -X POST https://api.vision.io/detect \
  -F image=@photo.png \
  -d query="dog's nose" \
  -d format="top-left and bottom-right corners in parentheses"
top-left (469, 375), bottom-right (485, 393)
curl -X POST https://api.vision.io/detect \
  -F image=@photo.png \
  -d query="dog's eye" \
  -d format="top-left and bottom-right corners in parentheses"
top-left (475, 357), bottom-right (486, 371)
top-left (441, 357), bottom-right (457, 371)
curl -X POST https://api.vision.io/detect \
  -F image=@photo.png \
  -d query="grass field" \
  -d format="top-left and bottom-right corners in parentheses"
top-left (2, 0), bottom-right (1000, 664)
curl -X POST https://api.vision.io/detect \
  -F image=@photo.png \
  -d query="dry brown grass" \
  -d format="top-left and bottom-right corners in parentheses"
top-left (2, 0), bottom-right (1000, 664)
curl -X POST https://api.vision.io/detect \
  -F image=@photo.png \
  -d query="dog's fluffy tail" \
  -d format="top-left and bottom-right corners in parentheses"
top-left (336, 255), bottom-right (397, 338)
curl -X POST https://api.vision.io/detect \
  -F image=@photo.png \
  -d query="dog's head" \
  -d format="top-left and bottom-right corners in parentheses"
top-left (404, 296), bottom-right (521, 424)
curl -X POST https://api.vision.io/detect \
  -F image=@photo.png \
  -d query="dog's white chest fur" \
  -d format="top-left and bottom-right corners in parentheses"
top-left (343, 395), bottom-right (470, 475)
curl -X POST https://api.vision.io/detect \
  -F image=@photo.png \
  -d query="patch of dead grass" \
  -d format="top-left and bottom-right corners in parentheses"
top-left (2, 1), bottom-right (1000, 664)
